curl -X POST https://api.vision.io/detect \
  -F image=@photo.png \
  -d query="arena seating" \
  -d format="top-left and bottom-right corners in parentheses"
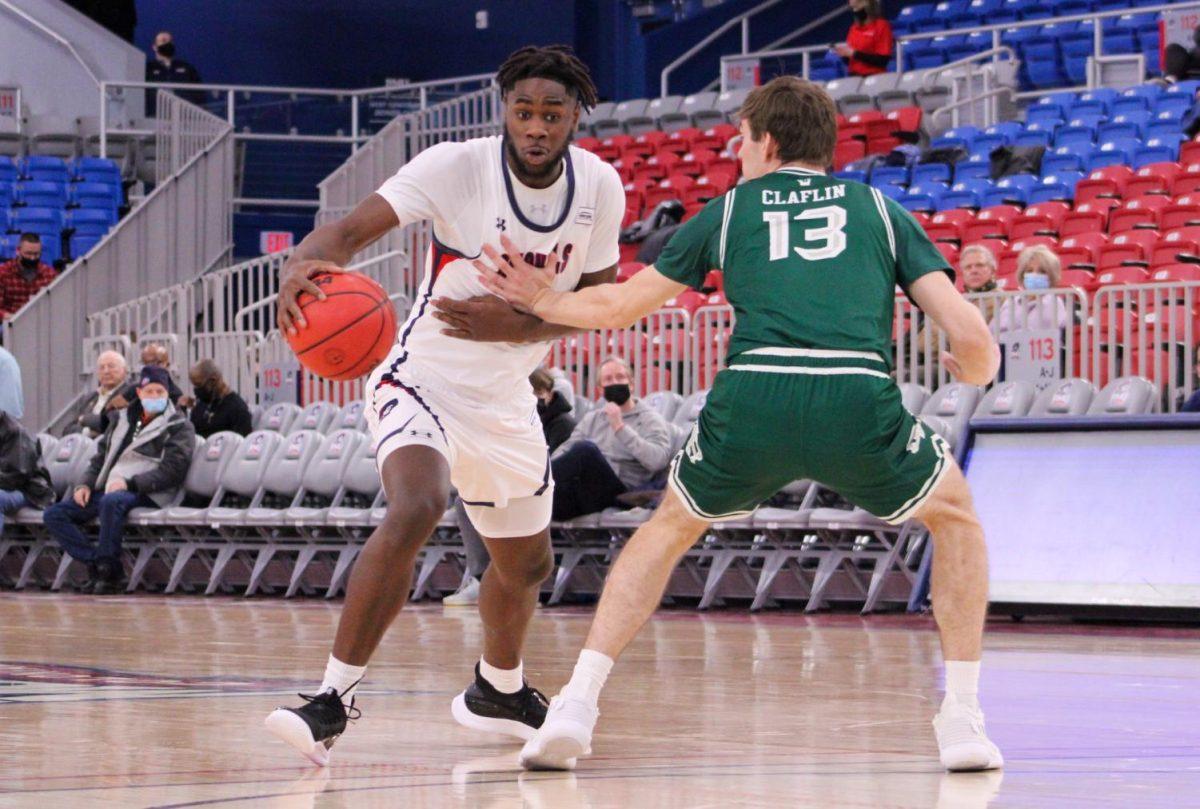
top-left (0, 154), bottom-right (124, 264)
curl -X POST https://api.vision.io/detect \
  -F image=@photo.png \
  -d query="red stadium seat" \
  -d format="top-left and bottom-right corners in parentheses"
top-left (925, 223), bottom-right (963, 242)
top-left (1059, 268), bottom-right (1096, 291)
top-left (1075, 165), bottom-right (1134, 203)
top-left (965, 237), bottom-right (1008, 261)
top-left (692, 123), bottom-right (737, 153)
top-left (1152, 226), bottom-right (1200, 266)
top-left (1151, 263), bottom-right (1200, 283)
top-left (624, 130), bottom-right (670, 159)
top-left (962, 205), bottom-right (1020, 242)
top-left (1124, 162), bottom-right (1182, 199)
top-left (885, 107), bottom-right (922, 135)
top-left (1159, 201), bottom-right (1200, 232)
top-left (681, 202), bottom-right (704, 222)
top-left (612, 154), bottom-right (645, 183)
top-left (1128, 348), bottom-right (1177, 388)
top-left (1003, 235), bottom-right (1059, 261)
top-left (1098, 230), bottom-right (1158, 268)
top-left (1180, 139), bottom-right (1200, 165)
top-left (1094, 266), bottom-right (1150, 286)
top-left (703, 269), bottom-right (724, 291)
top-left (675, 148), bottom-right (718, 178)
top-left (1058, 232), bottom-right (1109, 267)
top-left (595, 134), bottom-right (633, 161)
top-left (1059, 209), bottom-right (1106, 237)
top-left (634, 152), bottom-right (681, 184)
top-left (935, 241), bottom-right (960, 265)
top-left (703, 157), bottom-right (739, 189)
top-left (994, 271), bottom-right (1018, 289)
top-left (834, 140), bottom-right (865, 170)
top-left (684, 176), bottom-right (724, 205)
top-left (645, 176), bottom-right (696, 208)
top-left (1171, 165), bottom-right (1200, 196)
top-left (909, 211), bottom-right (933, 228)
top-left (617, 262), bottom-right (646, 282)
top-left (661, 289), bottom-right (709, 316)
top-left (1010, 201), bottom-right (1072, 239)
top-left (576, 136), bottom-right (601, 152)
top-left (1109, 196), bottom-right (1170, 234)
top-left (660, 129), bottom-right (697, 155)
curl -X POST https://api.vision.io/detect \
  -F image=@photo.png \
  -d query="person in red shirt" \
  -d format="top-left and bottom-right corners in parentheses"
top-left (0, 233), bottom-right (57, 323)
top-left (834, 0), bottom-right (894, 77)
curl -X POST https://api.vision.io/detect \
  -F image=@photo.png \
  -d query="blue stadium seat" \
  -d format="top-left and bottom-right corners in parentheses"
top-left (20, 156), bottom-right (70, 184)
top-left (0, 233), bottom-right (18, 259)
top-left (69, 234), bottom-right (102, 260)
top-left (11, 206), bottom-right (64, 233)
top-left (29, 233), bottom-right (61, 265)
top-left (953, 158), bottom-right (993, 181)
top-left (0, 157), bottom-right (15, 185)
top-left (900, 182), bottom-right (948, 212)
top-left (0, 182), bottom-right (13, 207)
top-left (1110, 95), bottom-right (1150, 117)
top-left (941, 178), bottom-right (992, 209)
top-left (1014, 129), bottom-right (1052, 148)
top-left (1039, 20), bottom-right (1081, 40)
top-left (1145, 119), bottom-right (1182, 142)
top-left (896, 3), bottom-right (935, 28)
top-left (0, 207), bottom-right (9, 233)
top-left (834, 169), bottom-right (868, 184)
top-left (981, 174), bottom-right (1037, 207)
top-left (1022, 40), bottom-right (1066, 89)
top-left (1054, 121), bottom-right (1098, 147)
top-left (1087, 138), bottom-right (1141, 170)
top-left (68, 182), bottom-right (120, 210)
top-left (964, 31), bottom-right (994, 54)
top-left (1043, 144), bottom-right (1092, 174)
top-left (1029, 91), bottom-right (1077, 119)
top-left (870, 165), bottom-right (911, 187)
top-left (907, 42), bottom-right (949, 70)
top-left (932, 126), bottom-right (982, 151)
top-left (1028, 171), bottom-right (1084, 204)
top-left (66, 208), bottom-right (116, 233)
top-left (1053, 0), bottom-right (1093, 14)
top-left (16, 181), bottom-right (68, 208)
top-left (1133, 137), bottom-right (1182, 168)
top-left (1097, 114), bottom-right (1146, 142)
top-left (1025, 108), bottom-right (1065, 129)
top-left (913, 162), bottom-right (953, 185)
top-left (875, 183), bottom-right (907, 201)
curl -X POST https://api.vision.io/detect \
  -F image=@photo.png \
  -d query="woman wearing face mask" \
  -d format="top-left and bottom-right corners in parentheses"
top-left (833, 0), bottom-right (893, 78)
top-left (186, 359), bottom-right (253, 438)
top-left (992, 245), bottom-right (1070, 334)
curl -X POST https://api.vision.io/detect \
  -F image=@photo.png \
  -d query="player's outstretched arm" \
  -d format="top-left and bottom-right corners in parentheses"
top-left (277, 194), bottom-right (399, 334)
top-left (476, 235), bottom-right (686, 329)
top-left (908, 272), bottom-right (1000, 386)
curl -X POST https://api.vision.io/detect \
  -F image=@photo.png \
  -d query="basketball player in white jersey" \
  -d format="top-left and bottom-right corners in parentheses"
top-left (264, 46), bottom-right (624, 765)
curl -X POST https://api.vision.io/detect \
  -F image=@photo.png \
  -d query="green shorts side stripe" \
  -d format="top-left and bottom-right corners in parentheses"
top-left (879, 432), bottom-right (952, 524)
top-left (667, 453), bottom-right (756, 521)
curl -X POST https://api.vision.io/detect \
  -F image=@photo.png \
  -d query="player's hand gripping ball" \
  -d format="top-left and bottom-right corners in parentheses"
top-left (284, 272), bottom-right (397, 382)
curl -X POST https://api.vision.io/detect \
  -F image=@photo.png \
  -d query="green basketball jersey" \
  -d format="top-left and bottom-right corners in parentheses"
top-left (654, 167), bottom-right (952, 369)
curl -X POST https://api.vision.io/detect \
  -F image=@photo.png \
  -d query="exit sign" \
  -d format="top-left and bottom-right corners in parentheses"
top-left (260, 231), bottom-right (294, 254)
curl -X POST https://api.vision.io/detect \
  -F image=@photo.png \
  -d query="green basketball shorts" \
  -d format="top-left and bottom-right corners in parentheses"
top-left (669, 348), bottom-right (953, 523)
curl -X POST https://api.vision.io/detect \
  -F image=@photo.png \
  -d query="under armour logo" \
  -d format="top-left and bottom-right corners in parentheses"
top-left (528, 203), bottom-right (549, 217)
top-left (906, 422), bottom-right (925, 454)
top-left (495, 217), bottom-right (506, 232)
top-left (409, 429), bottom-right (434, 439)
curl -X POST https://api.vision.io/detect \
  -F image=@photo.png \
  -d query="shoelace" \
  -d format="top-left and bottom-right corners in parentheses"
top-left (296, 682), bottom-right (363, 723)
top-left (525, 686), bottom-right (549, 710)
top-left (937, 708), bottom-right (988, 746)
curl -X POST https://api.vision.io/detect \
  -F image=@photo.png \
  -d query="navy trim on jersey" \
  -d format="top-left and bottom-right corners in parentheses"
top-left (501, 138), bottom-right (575, 234)
top-left (376, 377), bottom-right (448, 442)
top-left (534, 450), bottom-right (551, 496)
top-left (383, 231), bottom-right (472, 378)
top-left (460, 498), bottom-right (497, 507)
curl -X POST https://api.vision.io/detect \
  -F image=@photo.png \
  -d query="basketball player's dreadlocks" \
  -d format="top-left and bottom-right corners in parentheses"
top-left (496, 45), bottom-right (599, 114)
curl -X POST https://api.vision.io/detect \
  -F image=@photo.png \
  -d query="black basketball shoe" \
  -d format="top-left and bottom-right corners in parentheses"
top-left (265, 685), bottom-right (361, 766)
top-left (451, 662), bottom-right (549, 741)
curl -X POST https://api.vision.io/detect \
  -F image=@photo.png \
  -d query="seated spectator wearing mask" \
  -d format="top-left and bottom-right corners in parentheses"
top-left (550, 356), bottom-right (672, 520)
top-left (43, 366), bottom-right (195, 594)
top-left (109, 343), bottom-right (184, 412)
top-left (531, 367), bottom-right (576, 453)
top-left (0, 234), bottom-right (57, 325)
top-left (71, 350), bottom-right (129, 438)
top-left (184, 359), bottom-right (252, 438)
top-left (0, 410), bottom-right (54, 537)
top-left (1182, 349), bottom-right (1200, 412)
top-left (833, 0), bottom-right (893, 77)
top-left (993, 245), bottom-right (1070, 334)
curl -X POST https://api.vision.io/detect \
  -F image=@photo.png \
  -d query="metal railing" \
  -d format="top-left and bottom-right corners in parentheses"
top-left (0, 0), bottom-right (99, 88)
top-left (155, 90), bottom-right (232, 184)
top-left (661, 0), bottom-right (850, 96)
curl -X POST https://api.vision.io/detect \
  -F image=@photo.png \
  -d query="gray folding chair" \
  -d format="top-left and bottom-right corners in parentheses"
top-left (665, 92), bottom-right (717, 131)
top-left (1029, 378), bottom-right (1097, 417)
top-left (330, 399), bottom-right (367, 433)
top-left (1087, 376), bottom-right (1160, 415)
top-left (259, 402), bottom-right (301, 434)
top-left (642, 390), bottom-right (683, 421)
top-left (919, 383), bottom-right (982, 449)
top-left (291, 401), bottom-right (341, 434)
top-left (972, 380), bottom-right (1036, 418)
top-left (899, 383), bottom-right (932, 414)
top-left (672, 388), bottom-right (710, 427)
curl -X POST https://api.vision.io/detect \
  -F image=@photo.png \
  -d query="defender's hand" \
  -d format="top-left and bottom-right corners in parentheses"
top-left (473, 234), bottom-right (557, 315)
top-left (432, 295), bottom-right (540, 342)
top-left (277, 260), bottom-right (347, 335)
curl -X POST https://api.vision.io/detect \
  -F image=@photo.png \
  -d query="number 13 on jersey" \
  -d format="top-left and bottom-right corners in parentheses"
top-left (763, 205), bottom-right (847, 262)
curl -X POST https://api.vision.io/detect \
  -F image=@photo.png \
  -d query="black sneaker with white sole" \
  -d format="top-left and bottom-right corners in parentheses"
top-left (450, 663), bottom-right (549, 741)
top-left (265, 685), bottom-right (361, 766)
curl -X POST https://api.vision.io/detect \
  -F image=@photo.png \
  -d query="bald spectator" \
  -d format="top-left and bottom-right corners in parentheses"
top-left (0, 235), bottom-right (56, 325)
top-left (72, 350), bottom-right (129, 437)
top-left (185, 359), bottom-right (252, 438)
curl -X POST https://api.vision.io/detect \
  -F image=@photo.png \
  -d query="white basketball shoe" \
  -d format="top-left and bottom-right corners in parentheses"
top-left (933, 698), bottom-right (1004, 771)
top-left (518, 694), bottom-right (598, 771)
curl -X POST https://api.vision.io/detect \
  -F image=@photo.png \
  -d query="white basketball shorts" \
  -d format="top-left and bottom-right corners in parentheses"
top-left (365, 356), bottom-right (553, 538)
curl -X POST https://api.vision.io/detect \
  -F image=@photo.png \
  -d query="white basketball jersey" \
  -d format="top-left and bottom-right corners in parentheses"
top-left (373, 136), bottom-right (624, 409)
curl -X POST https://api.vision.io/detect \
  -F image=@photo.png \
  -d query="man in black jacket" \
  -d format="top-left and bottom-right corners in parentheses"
top-left (185, 359), bottom-right (253, 438)
top-left (43, 367), bottom-right (195, 593)
top-left (0, 411), bottom-right (55, 536)
top-left (146, 31), bottom-right (205, 114)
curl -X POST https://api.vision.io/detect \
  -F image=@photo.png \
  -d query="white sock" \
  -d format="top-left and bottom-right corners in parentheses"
top-left (560, 649), bottom-right (614, 707)
top-left (320, 655), bottom-right (366, 701)
top-left (944, 659), bottom-right (980, 709)
top-left (480, 656), bottom-right (524, 694)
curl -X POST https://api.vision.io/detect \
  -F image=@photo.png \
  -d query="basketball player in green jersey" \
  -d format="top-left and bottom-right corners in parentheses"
top-left (477, 75), bottom-right (1004, 772)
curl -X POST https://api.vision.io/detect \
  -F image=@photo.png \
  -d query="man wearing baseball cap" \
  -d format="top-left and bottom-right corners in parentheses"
top-left (44, 366), bottom-right (195, 594)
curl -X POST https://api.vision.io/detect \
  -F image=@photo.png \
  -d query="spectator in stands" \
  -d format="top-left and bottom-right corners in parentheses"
top-left (43, 366), bottom-right (195, 594)
top-left (184, 359), bottom-right (253, 438)
top-left (444, 368), bottom-right (577, 607)
top-left (833, 0), bottom-right (893, 77)
top-left (146, 31), bottom-right (204, 114)
top-left (550, 356), bottom-right (672, 520)
top-left (71, 350), bottom-right (129, 438)
top-left (0, 234), bottom-right (57, 325)
top-left (1165, 26), bottom-right (1200, 84)
top-left (1182, 349), bottom-right (1200, 412)
top-left (109, 343), bottom-right (184, 412)
top-left (532, 367), bottom-right (576, 453)
top-left (993, 245), bottom-right (1069, 334)
top-left (0, 345), bottom-right (22, 419)
top-left (0, 410), bottom-right (54, 538)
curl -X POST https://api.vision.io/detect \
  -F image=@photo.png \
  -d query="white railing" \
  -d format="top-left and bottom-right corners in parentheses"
top-left (155, 90), bottom-right (231, 184)
top-left (690, 304), bottom-right (735, 393)
top-left (197, 250), bottom-right (294, 334)
top-left (0, 0), bottom-right (99, 88)
top-left (548, 308), bottom-right (692, 397)
top-left (661, 0), bottom-right (850, 96)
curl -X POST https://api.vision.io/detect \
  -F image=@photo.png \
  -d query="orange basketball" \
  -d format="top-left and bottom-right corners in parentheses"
top-left (285, 272), bottom-right (397, 382)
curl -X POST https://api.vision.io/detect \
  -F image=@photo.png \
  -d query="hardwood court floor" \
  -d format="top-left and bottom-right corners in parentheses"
top-left (1, 594), bottom-right (1198, 809)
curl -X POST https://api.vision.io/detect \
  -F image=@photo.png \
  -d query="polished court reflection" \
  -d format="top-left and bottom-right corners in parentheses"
top-left (1, 594), bottom-right (1198, 808)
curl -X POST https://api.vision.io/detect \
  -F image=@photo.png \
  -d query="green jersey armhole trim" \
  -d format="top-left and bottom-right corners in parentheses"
top-left (870, 187), bottom-right (896, 261)
top-left (718, 187), bottom-right (737, 268)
